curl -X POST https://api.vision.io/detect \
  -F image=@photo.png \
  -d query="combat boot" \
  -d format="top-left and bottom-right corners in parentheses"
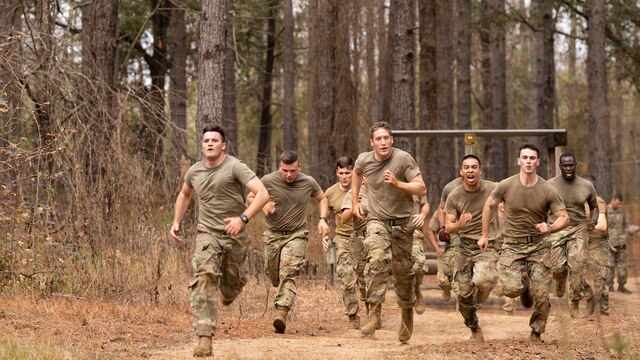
top-left (415, 288), bottom-right (426, 315)
top-left (348, 314), bottom-right (360, 329)
top-left (503, 297), bottom-right (515, 314)
top-left (530, 330), bottom-right (544, 344)
top-left (569, 300), bottom-right (584, 318)
top-left (469, 328), bottom-right (484, 342)
top-left (361, 303), bottom-right (381, 336)
top-left (600, 294), bottom-right (611, 315)
top-left (618, 285), bottom-right (632, 294)
top-left (193, 336), bottom-right (212, 357)
top-left (555, 279), bottom-right (567, 298)
top-left (520, 275), bottom-right (534, 309)
top-left (442, 287), bottom-right (452, 302)
top-left (273, 306), bottom-right (289, 334)
top-left (398, 308), bottom-right (414, 344)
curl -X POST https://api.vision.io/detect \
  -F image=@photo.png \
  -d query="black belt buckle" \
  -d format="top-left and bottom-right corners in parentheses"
top-left (525, 236), bottom-right (538, 243)
top-left (387, 218), bottom-right (408, 226)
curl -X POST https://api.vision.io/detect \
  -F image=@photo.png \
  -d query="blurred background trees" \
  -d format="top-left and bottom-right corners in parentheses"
top-left (2, 0), bottom-right (640, 301)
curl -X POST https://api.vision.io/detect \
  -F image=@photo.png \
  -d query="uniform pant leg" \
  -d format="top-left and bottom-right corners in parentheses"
top-left (219, 232), bottom-right (249, 304)
top-left (528, 259), bottom-right (552, 334)
top-left (275, 235), bottom-right (307, 309)
top-left (189, 232), bottom-right (223, 337)
top-left (363, 221), bottom-right (392, 306)
top-left (390, 223), bottom-right (416, 309)
top-left (334, 234), bottom-right (359, 316)
top-left (567, 226), bottom-right (588, 301)
top-left (452, 250), bottom-right (479, 331)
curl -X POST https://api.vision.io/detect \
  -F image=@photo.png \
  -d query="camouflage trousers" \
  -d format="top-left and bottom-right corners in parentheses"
top-left (333, 233), bottom-right (360, 316)
top-left (607, 245), bottom-right (628, 288)
top-left (581, 237), bottom-right (612, 313)
top-left (363, 219), bottom-right (416, 309)
top-left (351, 229), bottom-right (367, 302)
top-left (548, 223), bottom-right (589, 301)
top-left (412, 231), bottom-right (427, 288)
top-left (189, 226), bottom-right (249, 336)
top-left (263, 229), bottom-right (309, 310)
top-left (437, 235), bottom-right (458, 295)
top-left (453, 239), bottom-right (498, 331)
top-left (498, 239), bottom-right (552, 334)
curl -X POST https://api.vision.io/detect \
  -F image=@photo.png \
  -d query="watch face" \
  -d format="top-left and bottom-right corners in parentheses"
top-left (240, 215), bottom-right (249, 223)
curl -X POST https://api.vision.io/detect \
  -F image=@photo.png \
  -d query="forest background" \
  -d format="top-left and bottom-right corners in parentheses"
top-left (1, 0), bottom-right (640, 312)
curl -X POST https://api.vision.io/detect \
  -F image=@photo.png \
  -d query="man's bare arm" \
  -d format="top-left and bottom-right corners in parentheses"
top-left (170, 183), bottom-right (194, 243)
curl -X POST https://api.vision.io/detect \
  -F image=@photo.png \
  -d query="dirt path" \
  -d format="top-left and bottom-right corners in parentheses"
top-left (150, 280), bottom-right (640, 360)
top-left (1, 277), bottom-right (638, 359)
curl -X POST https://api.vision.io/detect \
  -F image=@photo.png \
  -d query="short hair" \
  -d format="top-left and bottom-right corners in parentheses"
top-left (336, 156), bottom-right (354, 169)
top-left (559, 152), bottom-right (576, 163)
top-left (279, 150), bottom-right (299, 165)
top-left (613, 193), bottom-right (624, 202)
top-left (460, 154), bottom-right (481, 168)
top-left (202, 125), bottom-right (226, 143)
top-left (370, 121), bottom-right (392, 139)
top-left (518, 142), bottom-right (540, 158)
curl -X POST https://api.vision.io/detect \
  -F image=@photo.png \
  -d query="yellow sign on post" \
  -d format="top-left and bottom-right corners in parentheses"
top-left (464, 133), bottom-right (476, 145)
top-left (464, 133), bottom-right (476, 155)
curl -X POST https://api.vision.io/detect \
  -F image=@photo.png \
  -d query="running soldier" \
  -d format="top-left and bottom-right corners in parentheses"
top-left (435, 177), bottom-right (463, 301)
top-left (341, 181), bottom-right (372, 328)
top-left (480, 143), bottom-right (569, 343)
top-left (170, 125), bottom-right (270, 357)
top-left (249, 150), bottom-right (331, 334)
top-left (580, 175), bottom-right (612, 316)
top-left (324, 156), bottom-right (361, 328)
top-left (351, 121), bottom-right (426, 343)
top-left (411, 195), bottom-right (430, 315)
top-left (607, 193), bottom-right (632, 294)
top-left (444, 155), bottom-right (499, 342)
top-left (547, 153), bottom-right (598, 318)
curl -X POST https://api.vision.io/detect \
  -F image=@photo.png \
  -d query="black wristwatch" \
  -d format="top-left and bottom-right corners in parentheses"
top-left (319, 216), bottom-right (329, 224)
top-left (240, 214), bottom-right (249, 224)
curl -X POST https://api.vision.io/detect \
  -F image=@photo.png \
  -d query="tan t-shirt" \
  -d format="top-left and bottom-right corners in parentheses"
top-left (184, 156), bottom-right (256, 232)
top-left (491, 174), bottom-right (565, 238)
top-left (326, 182), bottom-right (352, 236)
top-left (354, 148), bottom-right (421, 221)
top-left (548, 176), bottom-right (598, 226)
top-left (342, 188), bottom-right (367, 234)
top-left (440, 177), bottom-right (463, 204)
top-left (445, 180), bottom-right (499, 241)
top-left (607, 205), bottom-right (628, 247)
top-left (586, 196), bottom-right (608, 241)
top-left (261, 171), bottom-right (322, 232)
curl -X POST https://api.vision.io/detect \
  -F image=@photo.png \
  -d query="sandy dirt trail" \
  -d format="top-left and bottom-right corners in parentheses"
top-left (151, 281), bottom-right (640, 360)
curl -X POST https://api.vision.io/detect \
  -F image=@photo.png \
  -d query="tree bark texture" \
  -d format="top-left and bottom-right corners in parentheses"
top-left (420, 0), bottom-right (455, 211)
top-left (222, 0), bottom-right (238, 155)
top-left (529, 0), bottom-right (554, 177)
top-left (308, 0), bottom-right (336, 189)
top-left (196, 0), bottom-right (227, 149)
top-left (282, 0), bottom-right (297, 152)
top-left (256, 0), bottom-right (276, 177)
top-left (587, 0), bottom-right (612, 200)
top-left (169, 0), bottom-right (188, 163)
top-left (377, 0), bottom-right (391, 123)
top-left (487, 0), bottom-right (508, 181)
top-left (334, 0), bottom-right (357, 160)
top-left (389, 0), bottom-right (416, 154)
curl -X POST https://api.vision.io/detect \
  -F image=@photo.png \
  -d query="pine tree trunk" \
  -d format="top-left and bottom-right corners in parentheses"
top-left (282, 0), bottom-right (297, 152)
top-left (587, 0), bottom-right (612, 200)
top-left (256, 0), bottom-right (276, 177)
top-left (389, 0), bottom-right (416, 154)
